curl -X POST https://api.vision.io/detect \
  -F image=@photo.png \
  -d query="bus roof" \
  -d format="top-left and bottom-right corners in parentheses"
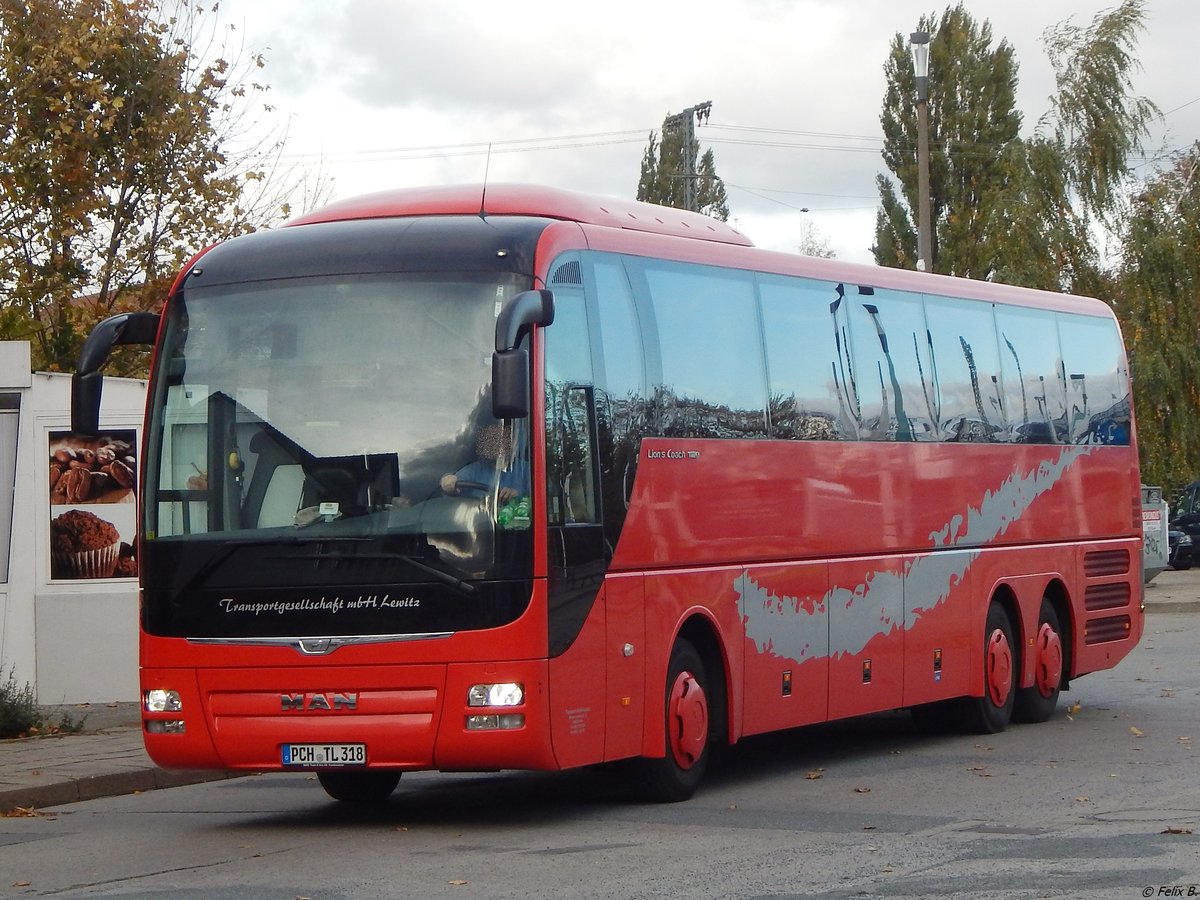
top-left (283, 182), bottom-right (1112, 319)
top-left (286, 183), bottom-right (753, 247)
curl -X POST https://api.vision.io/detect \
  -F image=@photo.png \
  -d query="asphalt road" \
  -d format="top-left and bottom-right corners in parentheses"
top-left (3, 613), bottom-right (1196, 899)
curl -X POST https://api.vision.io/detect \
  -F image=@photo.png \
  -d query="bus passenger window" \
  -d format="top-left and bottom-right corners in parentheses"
top-left (925, 296), bottom-right (1005, 442)
top-left (995, 306), bottom-right (1064, 444)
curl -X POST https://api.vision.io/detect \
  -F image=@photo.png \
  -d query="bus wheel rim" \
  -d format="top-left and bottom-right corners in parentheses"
top-left (986, 628), bottom-right (1013, 707)
top-left (1034, 622), bottom-right (1063, 698)
top-left (668, 670), bottom-right (708, 769)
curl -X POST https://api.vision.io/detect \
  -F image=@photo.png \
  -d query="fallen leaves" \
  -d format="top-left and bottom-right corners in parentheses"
top-left (1, 806), bottom-right (54, 819)
top-left (1130, 726), bottom-right (1145, 737)
top-left (1161, 826), bottom-right (1193, 835)
top-left (805, 769), bottom-right (824, 780)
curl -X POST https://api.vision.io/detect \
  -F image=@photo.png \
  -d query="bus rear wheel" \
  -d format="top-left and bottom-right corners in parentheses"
top-left (635, 638), bottom-right (711, 803)
top-left (317, 770), bottom-right (401, 803)
top-left (1013, 599), bottom-right (1064, 723)
top-left (959, 603), bottom-right (1016, 734)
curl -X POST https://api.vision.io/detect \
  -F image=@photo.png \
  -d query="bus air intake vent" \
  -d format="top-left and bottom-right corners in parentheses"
top-left (1084, 614), bottom-right (1132, 645)
top-left (550, 260), bottom-right (582, 285)
top-left (1084, 582), bottom-right (1130, 611)
top-left (1083, 549), bottom-right (1130, 577)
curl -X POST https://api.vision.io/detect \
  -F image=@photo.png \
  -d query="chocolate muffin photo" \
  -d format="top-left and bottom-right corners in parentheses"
top-left (50, 509), bottom-right (122, 579)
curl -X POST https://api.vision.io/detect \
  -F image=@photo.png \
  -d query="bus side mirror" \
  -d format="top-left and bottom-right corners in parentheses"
top-left (491, 290), bottom-right (554, 419)
top-left (492, 349), bottom-right (530, 419)
top-left (72, 311), bottom-right (160, 435)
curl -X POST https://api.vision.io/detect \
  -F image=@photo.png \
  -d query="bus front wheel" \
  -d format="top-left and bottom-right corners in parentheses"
top-left (317, 770), bottom-right (401, 803)
top-left (635, 638), bottom-right (711, 803)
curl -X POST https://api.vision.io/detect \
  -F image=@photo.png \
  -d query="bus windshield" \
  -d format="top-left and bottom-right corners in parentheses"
top-left (142, 271), bottom-right (533, 632)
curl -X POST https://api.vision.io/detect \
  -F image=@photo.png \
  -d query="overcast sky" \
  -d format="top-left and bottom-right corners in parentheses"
top-left (218, 0), bottom-right (1199, 265)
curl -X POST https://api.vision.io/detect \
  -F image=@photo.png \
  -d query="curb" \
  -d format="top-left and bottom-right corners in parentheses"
top-left (0, 768), bottom-right (237, 813)
top-left (1145, 601), bottom-right (1200, 614)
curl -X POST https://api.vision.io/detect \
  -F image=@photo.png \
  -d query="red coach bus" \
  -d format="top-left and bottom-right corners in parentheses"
top-left (73, 184), bottom-right (1143, 803)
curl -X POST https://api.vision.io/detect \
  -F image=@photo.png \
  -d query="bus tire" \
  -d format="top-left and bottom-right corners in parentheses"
top-left (959, 603), bottom-right (1017, 734)
top-left (317, 770), bottom-right (401, 803)
top-left (635, 638), bottom-right (710, 803)
top-left (1013, 599), bottom-right (1064, 723)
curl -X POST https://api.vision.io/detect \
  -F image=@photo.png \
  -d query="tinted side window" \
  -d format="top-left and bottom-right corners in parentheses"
top-left (544, 284), bottom-right (593, 387)
top-left (844, 288), bottom-right (935, 441)
top-left (1058, 313), bottom-right (1130, 445)
top-left (759, 275), bottom-right (845, 439)
top-left (995, 305), bottom-right (1065, 444)
top-left (586, 255), bottom-right (649, 541)
top-left (635, 260), bottom-right (768, 438)
top-left (926, 297), bottom-right (1005, 442)
top-left (543, 282), bottom-right (597, 527)
top-left (591, 258), bottom-right (645, 401)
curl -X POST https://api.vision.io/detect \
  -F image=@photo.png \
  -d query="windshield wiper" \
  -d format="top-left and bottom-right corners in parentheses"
top-left (169, 539), bottom-right (259, 601)
top-left (282, 538), bottom-right (477, 596)
top-left (359, 552), bottom-right (477, 596)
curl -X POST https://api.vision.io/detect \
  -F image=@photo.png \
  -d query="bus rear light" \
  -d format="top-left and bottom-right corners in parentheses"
top-left (468, 682), bottom-right (524, 707)
top-left (144, 689), bottom-right (182, 713)
top-left (466, 714), bottom-right (525, 731)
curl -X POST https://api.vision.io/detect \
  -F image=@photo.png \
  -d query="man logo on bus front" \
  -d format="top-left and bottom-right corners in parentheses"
top-left (280, 692), bottom-right (358, 711)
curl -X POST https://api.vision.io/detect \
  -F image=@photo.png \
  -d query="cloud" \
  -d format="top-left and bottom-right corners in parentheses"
top-left (221, 0), bottom-right (1199, 265)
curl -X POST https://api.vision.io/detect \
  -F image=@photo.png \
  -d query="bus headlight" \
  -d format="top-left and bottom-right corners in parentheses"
top-left (144, 689), bottom-right (182, 713)
top-left (467, 682), bottom-right (524, 707)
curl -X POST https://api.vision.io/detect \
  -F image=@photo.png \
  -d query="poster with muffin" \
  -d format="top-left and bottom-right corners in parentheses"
top-left (48, 430), bottom-right (138, 580)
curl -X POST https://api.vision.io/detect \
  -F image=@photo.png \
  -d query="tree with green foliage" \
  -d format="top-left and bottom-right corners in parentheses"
top-left (636, 119), bottom-right (730, 221)
top-left (874, 1), bottom-right (1156, 295)
top-left (1117, 144), bottom-right (1200, 496)
top-left (0, 0), bottom-right (311, 373)
top-left (876, 4), bottom-right (1020, 277)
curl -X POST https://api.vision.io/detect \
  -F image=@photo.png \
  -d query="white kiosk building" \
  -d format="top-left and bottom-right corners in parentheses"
top-left (0, 342), bottom-right (146, 704)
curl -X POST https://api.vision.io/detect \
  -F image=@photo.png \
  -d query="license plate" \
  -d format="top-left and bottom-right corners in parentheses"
top-left (282, 743), bottom-right (366, 766)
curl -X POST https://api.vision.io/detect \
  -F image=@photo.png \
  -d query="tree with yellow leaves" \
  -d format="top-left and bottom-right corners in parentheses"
top-left (0, 0), bottom-right (317, 372)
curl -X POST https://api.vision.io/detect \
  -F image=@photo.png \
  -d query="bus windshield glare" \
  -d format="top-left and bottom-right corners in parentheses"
top-left (140, 271), bottom-right (534, 637)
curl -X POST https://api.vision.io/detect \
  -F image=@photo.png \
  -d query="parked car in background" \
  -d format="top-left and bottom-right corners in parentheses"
top-left (1168, 480), bottom-right (1200, 571)
top-left (1172, 481), bottom-right (1200, 531)
top-left (1169, 528), bottom-right (1194, 570)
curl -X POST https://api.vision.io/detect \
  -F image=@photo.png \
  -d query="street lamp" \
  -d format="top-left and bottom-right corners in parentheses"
top-left (910, 30), bottom-right (933, 273)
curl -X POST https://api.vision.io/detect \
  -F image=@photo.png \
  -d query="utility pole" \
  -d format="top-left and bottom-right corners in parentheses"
top-left (909, 32), bottom-right (933, 273)
top-left (663, 101), bottom-right (712, 212)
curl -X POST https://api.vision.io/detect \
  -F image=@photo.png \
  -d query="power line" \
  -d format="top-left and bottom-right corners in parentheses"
top-left (274, 129), bottom-right (648, 164)
top-left (727, 184), bottom-right (878, 201)
top-left (709, 122), bottom-right (885, 144)
top-left (1162, 96), bottom-right (1200, 117)
top-left (706, 136), bottom-right (884, 154)
top-left (725, 182), bottom-right (877, 213)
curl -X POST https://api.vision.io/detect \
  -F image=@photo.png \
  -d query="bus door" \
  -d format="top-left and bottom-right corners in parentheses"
top-left (545, 379), bottom-right (619, 766)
